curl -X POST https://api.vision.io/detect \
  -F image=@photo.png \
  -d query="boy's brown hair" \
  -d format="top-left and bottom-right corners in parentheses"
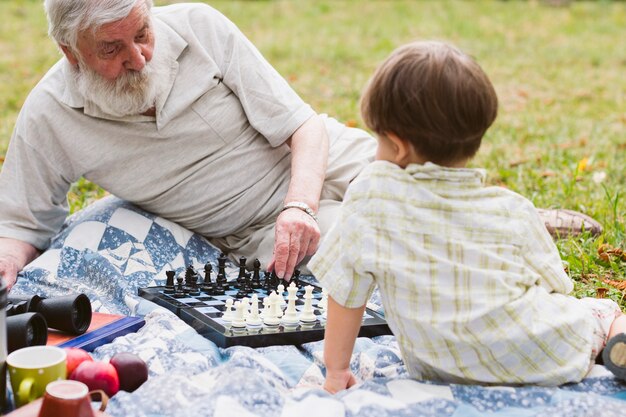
top-left (361, 41), bottom-right (498, 165)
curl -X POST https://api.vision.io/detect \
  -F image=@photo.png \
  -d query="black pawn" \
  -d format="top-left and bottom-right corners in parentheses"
top-left (164, 270), bottom-right (175, 294)
top-left (251, 259), bottom-right (262, 289)
top-left (173, 276), bottom-right (186, 298)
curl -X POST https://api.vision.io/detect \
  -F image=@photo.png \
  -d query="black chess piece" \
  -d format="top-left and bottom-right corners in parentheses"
top-left (270, 271), bottom-right (279, 290)
top-left (164, 270), bottom-right (175, 294)
top-left (201, 262), bottom-right (214, 294)
top-left (263, 270), bottom-right (273, 294)
top-left (184, 265), bottom-right (196, 293)
top-left (188, 271), bottom-right (200, 296)
top-left (251, 259), bottom-right (262, 289)
top-left (292, 269), bottom-right (301, 288)
top-left (236, 256), bottom-right (247, 289)
top-left (217, 253), bottom-right (229, 290)
top-left (173, 276), bottom-right (186, 298)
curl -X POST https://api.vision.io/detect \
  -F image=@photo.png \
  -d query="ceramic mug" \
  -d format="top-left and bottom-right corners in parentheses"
top-left (37, 380), bottom-right (107, 417)
top-left (6, 346), bottom-right (66, 407)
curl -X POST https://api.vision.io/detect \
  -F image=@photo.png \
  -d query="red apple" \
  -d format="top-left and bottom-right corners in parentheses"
top-left (110, 352), bottom-right (149, 392)
top-left (64, 348), bottom-right (93, 377)
top-left (70, 360), bottom-right (120, 397)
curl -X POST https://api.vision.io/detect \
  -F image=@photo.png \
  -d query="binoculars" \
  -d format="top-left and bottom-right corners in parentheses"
top-left (6, 293), bottom-right (92, 354)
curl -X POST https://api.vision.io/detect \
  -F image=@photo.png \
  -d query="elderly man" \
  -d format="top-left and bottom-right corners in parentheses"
top-left (0, 0), bottom-right (378, 290)
top-left (0, 0), bottom-right (601, 291)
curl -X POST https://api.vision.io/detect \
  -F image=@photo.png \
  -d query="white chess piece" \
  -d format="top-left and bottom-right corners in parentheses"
top-left (318, 288), bottom-right (329, 312)
top-left (261, 296), bottom-right (270, 319)
top-left (282, 283), bottom-right (299, 325)
top-left (299, 285), bottom-right (317, 323)
top-left (271, 290), bottom-right (284, 318)
top-left (222, 298), bottom-right (234, 322)
top-left (231, 301), bottom-right (246, 328)
top-left (277, 284), bottom-right (287, 307)
top-left (246, 294), bottom-right (262, 326)
top-left (241, 297), bottom-right (251, 319)
top-left (263, 292), bottom-right (281, 326)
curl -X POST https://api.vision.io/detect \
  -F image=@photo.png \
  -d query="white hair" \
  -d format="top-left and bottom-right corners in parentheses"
top-left (44, 0), bottom-right (153, 50)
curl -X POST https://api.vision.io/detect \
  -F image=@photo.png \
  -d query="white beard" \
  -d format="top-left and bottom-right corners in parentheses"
top-left (73, 49), bottom-right (169, 117)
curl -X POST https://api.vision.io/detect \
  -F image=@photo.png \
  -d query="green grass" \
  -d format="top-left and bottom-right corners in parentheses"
top-left (1, 0), bottom-right (625, 308)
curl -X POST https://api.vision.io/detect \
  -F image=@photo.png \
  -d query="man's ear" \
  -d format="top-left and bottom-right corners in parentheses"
top-left (60, 45), bottom-right (79, 67)
top-left (386, 133), bottom-right (415, 167)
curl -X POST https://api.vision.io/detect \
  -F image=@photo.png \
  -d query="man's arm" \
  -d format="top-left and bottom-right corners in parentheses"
top-left (0, 237), bottom-right (40, 290)
top-left (323, 296), bottom-right (364, 394)
top-left (270, 115), bottom-right (329, 279)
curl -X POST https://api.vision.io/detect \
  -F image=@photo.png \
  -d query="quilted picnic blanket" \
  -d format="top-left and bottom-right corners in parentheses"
top-left (10, 196), bottom-right (626, 417)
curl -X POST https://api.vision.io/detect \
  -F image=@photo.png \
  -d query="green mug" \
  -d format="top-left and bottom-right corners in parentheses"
top-left (6, 346), bottom-right (67, 408)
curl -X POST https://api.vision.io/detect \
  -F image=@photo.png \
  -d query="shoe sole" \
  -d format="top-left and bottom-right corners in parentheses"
top-left (602, 333), bottom-right (626, 380)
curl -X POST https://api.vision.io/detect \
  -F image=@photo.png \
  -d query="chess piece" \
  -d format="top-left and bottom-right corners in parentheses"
top-left (236, 256), bottom-right (247, 289)
top-left (231, 301), bottom-right (246, 328)
top-left (188, 271), bottom-right (200, 296)
top-left (217, 253), bottom-right (229, 290)
top-left (164, 270), bottom-right (175, 294)
top-left (201, 262), bottom-right (214, 293)
top-left (318, 288), bottom-right (329, 312)
top-left (263, 292), bottom-right (281, 326)
top-left (246, 294), bottom-right (262, 327)
top-left (173, 276), bottom-right (186, 298)
top-left (251, 259), bottom-right (262, 289)
top-left (276, 284), bottom-right (286, 309)
top-left (263, 271), bottom-right (273, 294)
top-left (282, 283), bottom-right (299, 325)
top-left (222, 298), bottom-right (234, 322)
top-left (299, 285), bottom-right (317, 323)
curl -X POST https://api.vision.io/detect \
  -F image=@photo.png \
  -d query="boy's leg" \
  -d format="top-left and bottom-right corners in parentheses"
top-left (602, 314), bottom-right (626, 380)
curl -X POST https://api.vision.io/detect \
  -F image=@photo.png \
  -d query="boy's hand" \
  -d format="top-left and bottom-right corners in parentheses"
top-left (323, 369), bottom-right (357, 394)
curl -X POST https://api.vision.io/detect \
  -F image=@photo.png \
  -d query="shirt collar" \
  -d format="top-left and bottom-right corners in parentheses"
top-left (59, 17), bottom-right (187, 125)
top-left (403, 161), bottom-right (487, 186)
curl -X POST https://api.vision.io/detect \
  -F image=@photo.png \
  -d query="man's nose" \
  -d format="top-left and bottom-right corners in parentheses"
top-left (124, 43), bottom-right (147, 71)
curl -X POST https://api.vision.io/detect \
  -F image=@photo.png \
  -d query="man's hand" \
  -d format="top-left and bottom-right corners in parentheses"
top-left (324, 369), bottom-right (358, 394)
top-left (269, 208), bottom-right (320, 279)
top-left (0, 238), bottom-right (40, 290)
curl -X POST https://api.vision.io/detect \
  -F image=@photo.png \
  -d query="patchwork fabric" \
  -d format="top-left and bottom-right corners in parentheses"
top-left (8, 196), bottom-right (626, 416)
top-left (11, 195), bottom-right (221, 314)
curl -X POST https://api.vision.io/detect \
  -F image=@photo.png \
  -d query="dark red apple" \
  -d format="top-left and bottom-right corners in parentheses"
top-left (110, 352), bottom-right (149, 392)
top-left (70, 360), bottom-right (120, 397)
top-left (64, 347), bottom-right (93, 377)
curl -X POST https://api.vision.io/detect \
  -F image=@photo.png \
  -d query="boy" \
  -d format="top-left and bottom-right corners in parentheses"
top-left (308, 41), bottom-right (626, 392)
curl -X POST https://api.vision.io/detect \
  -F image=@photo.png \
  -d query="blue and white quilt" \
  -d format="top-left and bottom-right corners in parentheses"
top-left (10, 196), bottom-right (626, 417)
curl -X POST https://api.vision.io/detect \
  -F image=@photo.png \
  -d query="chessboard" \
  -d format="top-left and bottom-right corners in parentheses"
top-left (138, 254), bottom-right (391, 348)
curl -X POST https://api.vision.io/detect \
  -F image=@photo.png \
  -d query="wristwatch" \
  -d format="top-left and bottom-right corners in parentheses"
top-left (281, 202), bottom-right (318, 222)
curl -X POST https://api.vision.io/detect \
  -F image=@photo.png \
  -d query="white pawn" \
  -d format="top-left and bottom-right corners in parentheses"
top-left (261, 296), bottom-right (270, 319)
top-left (282, 283), bottom-right (299, 325)
top-left (241, 297), bottom-right (251, 319)
top-left (231, 301), bottom-right (246, 328)
top-left (277, 284), bottom-right (287, 308)
top-left (299, 285), bottom-right (317, 323)
top-left (270, 290), bottom-right (284, 318)
top-left (263, 292), bottom-right (281, 326)
top-left (246, 294), bottom-right (262, 327)
top-left (222, 298), bottom-right (234, 322)
top-left (318, 288), bottom-right (329, 312)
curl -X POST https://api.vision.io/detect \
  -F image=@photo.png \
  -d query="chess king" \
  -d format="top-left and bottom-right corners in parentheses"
top-left (0, 0), bottom-right (601, 293)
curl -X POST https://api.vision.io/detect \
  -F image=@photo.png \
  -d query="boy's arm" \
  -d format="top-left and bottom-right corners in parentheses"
top-left (323, 296), bottom-right (366, 394)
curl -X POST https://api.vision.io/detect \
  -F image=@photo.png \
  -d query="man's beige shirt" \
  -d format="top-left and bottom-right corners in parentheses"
top-left (0, 3), bottom-right (317, 248)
